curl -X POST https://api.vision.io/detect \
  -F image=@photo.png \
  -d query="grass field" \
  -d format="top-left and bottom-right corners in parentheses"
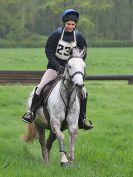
top-left (0, 48), bottom-right (133, 74)
top-left (0, 48), bottom-right (133, 177)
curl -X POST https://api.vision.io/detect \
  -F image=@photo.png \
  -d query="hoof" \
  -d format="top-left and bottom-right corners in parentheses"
top-left (68, 160), bottom-right (74, 165)
top-left (60, 161), bottom-right (68, 167)
top-left (44, 160), bottom-right (49, 165)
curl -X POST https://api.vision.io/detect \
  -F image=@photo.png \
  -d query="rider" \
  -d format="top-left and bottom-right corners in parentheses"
top-left (22, 9), bottom-right (93, 130)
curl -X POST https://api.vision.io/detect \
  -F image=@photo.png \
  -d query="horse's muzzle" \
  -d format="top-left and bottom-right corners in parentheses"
top-left (75, 83), bottom-right (84, 89)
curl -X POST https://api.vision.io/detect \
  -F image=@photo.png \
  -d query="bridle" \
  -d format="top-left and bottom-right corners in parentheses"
top-left (60, 57), bottom-right (85, 119)
top-left (68, 70), bottom-right (84, 81)
top-left (64, 58), bottom-right (85, 84)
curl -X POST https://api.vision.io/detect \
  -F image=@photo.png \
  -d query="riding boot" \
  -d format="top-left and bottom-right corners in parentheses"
top-left (78, 93), bottom-right (94, 130)
top-left (22, 93), bottom-right (40, 123)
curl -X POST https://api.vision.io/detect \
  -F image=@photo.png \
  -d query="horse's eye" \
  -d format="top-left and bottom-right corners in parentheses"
top-left (69, 65), bottom-right (71, 69)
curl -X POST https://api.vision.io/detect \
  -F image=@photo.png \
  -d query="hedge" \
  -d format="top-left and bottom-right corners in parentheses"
top-left (0, 38), bottom-right (133, 48)
top-left (89, 40), bottom-right (133, 47)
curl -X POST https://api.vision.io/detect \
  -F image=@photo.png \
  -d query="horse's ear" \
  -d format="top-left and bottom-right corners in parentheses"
top-left (71, 47), bottom-right (86, 58)
top-left (79, 47), bottom-right (86, 58)
top-left (70, 47), bottom-right (77, 58)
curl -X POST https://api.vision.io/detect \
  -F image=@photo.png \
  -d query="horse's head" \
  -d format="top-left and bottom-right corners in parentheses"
top-left (65, 48), bottom-right (86, 88)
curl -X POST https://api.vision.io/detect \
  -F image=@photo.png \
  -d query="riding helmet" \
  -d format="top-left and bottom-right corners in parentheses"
top-left (62, 9), bottom-right (79, 23)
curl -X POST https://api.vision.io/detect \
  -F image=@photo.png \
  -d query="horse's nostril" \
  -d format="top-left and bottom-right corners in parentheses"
top-left (75, 83), bottom-right (83, 88)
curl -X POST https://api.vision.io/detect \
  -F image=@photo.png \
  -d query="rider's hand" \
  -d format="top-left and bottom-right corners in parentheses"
top-left (57, 65), bottom-right (65, 75)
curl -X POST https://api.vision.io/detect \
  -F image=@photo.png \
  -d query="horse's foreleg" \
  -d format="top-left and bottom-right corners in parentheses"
top-left (46, 131), bottom-right (56, 159)
top-left (52, 123), bottom-right (68, 166)
top-left (68, 129), bottom-right (77, 164)
top-left (36, 126), bottom-right (48, 164)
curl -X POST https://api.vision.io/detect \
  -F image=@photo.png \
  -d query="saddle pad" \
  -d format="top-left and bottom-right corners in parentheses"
top-left (40, 76), bottom-right (62, 107)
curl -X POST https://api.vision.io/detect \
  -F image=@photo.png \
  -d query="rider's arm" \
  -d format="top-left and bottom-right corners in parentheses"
top-left (45, 31), bottom-right (60, 70)
top-left (76, 32), bottom-right (87, 61)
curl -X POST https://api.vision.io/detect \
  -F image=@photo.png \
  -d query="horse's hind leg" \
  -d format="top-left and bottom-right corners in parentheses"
top-left (35, 125), bottom-right (48, 164)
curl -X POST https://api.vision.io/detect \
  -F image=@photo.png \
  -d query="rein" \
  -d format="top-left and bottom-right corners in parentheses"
top-left (59, 78), bottom-right (76, 119)
top-left (60, 77), bottom-right (76, 121)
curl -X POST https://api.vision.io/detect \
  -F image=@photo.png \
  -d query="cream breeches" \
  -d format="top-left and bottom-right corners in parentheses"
top-left (35, 69), bottom-right (58, 95)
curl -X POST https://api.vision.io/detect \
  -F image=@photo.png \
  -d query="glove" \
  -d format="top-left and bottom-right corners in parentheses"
top-left (57, 65), bottom-right (65, 75)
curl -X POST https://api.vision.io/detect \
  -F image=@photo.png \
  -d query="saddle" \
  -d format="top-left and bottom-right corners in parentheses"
top-left (40, 76), bottom-right (62, 107)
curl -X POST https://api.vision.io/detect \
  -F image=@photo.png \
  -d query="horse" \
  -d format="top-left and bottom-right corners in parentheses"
top-left (24, 48), bottom-right (86, 166)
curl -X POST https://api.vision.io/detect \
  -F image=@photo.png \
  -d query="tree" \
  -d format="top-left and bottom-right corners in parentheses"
top-left (0, 0), bottom-right (133, 42)
top-left (129, 0), bottom-right (133, 40)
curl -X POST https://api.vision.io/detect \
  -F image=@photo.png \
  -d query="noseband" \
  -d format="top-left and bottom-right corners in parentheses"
top-left (69, 71), bottom-right (84, 80)
top-left (65, 64), bottom-right (85, 83)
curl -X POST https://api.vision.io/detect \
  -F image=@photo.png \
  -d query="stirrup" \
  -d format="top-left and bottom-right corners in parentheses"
top-left (83, 119), bottom-right (94, 130)
top-left (22, 111), bottom-right (34, 124)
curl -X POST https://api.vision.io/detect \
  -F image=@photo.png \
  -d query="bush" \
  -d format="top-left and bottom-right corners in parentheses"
top-left (0, 35), bottom-right (48, 48)
top-left (0, 37), bottom-right (133, 48)
top-left (0, 39), bottom-right (17, 48)
top-left (89, 40), bottom-right (133, 47)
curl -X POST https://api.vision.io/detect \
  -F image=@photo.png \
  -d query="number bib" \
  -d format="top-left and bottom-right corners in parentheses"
top-left (55, 29), bottom-right (77, 60)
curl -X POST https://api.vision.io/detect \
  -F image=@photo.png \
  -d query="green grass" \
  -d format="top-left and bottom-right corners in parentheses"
top-left (0, 82), bottom-right (132, 177)
top-left (0, 48), bottom-right (133, 177)
top-left (0, 48), bottom-right (45, 71)
top-left (0, 48), bottom-right (133, 74)
top-left (88, 47), bottom-right (133, 74)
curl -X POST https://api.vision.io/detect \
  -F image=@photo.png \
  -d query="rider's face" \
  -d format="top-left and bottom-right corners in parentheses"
top-left (64, 21), bottom-right (76, 32)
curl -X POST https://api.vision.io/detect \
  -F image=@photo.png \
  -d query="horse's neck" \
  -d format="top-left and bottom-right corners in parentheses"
top-left (60, 78), bottom-right (77, 102)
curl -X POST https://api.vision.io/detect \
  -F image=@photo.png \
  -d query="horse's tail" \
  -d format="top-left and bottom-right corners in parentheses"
top-left (23, 122), bottom-right (38, 143)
